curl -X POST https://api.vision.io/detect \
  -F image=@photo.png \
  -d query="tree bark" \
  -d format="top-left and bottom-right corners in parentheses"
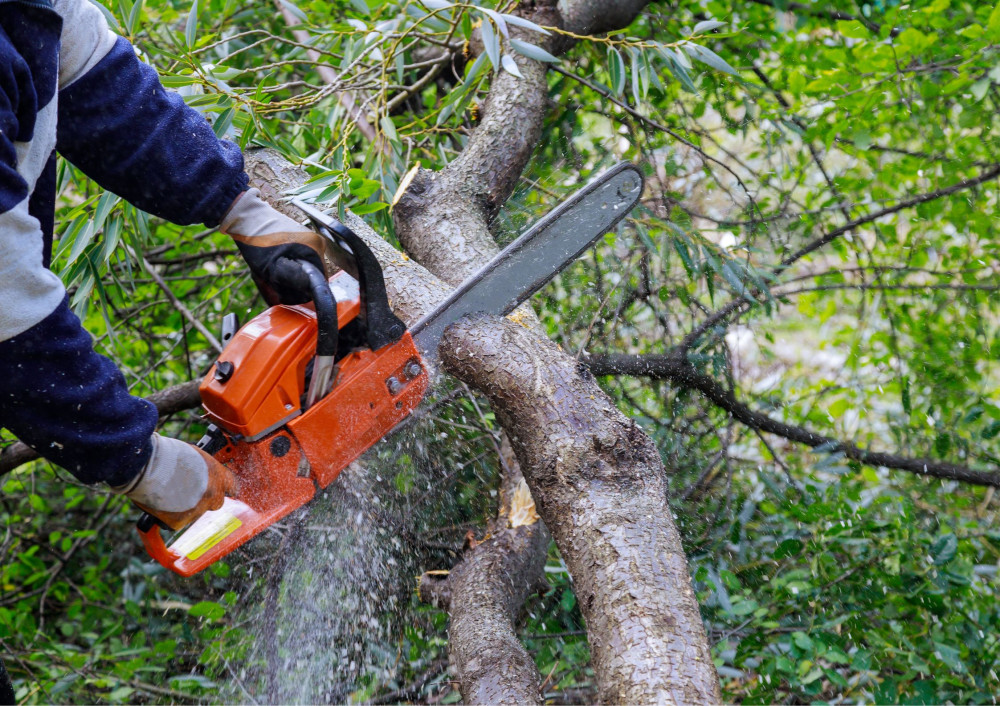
top-left (442, 315), bottom-right (722, 704)
top-left (391, 0), bottom-right (719, 701)
top-left (444, 521), bottom-right (549, 706)
top-left (418, 443), bottom-right (551, 705)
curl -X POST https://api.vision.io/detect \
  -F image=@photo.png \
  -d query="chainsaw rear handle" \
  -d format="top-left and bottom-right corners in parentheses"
top-left (137, 511), bottom-right (169, 533)
top-left (137, 512), bottom-right (173, 564)
top-left (137, 513), bottom-right (179, 567)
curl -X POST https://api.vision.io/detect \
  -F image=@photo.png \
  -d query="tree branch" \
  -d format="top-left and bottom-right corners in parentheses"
top-left (419, 517), bottom-right (550, 705)
top-left (584, 352), bottom-right (1000, 488)
top-left (392, 0), bottom-right (720, 699)
top-left (443, 316), bottom-right (722, 703)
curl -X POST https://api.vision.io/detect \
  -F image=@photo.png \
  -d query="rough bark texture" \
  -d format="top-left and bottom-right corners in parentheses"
top-left (391, 0), bottom-right (719, 701)
top-left (442, 316), bottom-right (722, 704)
top-left (558, 0), bottom-right (651, 36)
top-left (424, 521), bottom-right (550, 706)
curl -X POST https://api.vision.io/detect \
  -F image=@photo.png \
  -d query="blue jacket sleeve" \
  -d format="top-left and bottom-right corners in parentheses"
top-left (56, 37), bottom-right (248, 227)
top-left (0, 297), bottom-right (158, 486)
top-left (0, 10), bottom-right (158, 487)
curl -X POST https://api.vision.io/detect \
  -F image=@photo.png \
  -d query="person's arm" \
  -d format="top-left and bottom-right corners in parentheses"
top-left (0, 4), bottom-right (235, 528)
top-left (54, 0), bottom-right (247, 226)
top-left (54, 0), bottom-right (334, 305)
top-left (0, 19), bottom-right (156, 486)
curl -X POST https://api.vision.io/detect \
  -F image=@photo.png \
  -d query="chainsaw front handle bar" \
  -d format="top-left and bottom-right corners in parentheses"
top-left (290, 199), bottom-right (406, 351)
top-left (298, 259), bottom-right (338, 408)
top-left (296, 260), bottom-right (338, 358)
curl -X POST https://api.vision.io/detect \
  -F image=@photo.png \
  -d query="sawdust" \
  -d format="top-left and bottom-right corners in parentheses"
top-left (508, 478), bottom-right (540, 528)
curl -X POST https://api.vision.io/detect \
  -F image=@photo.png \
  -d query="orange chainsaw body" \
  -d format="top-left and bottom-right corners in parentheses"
top-left (139, 271), bottom-right (428, 577)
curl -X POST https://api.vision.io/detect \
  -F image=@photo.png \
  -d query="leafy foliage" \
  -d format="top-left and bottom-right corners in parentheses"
top-left (3, 0), bottom-right (1000, 702)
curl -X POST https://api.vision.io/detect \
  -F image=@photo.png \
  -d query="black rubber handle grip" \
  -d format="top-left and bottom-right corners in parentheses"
top-left (298, 260), bottom-right (339, 358)
top-left (137, 511), bottom-right (170, 532)
top-left (313, 219), bottom-right (405, 350)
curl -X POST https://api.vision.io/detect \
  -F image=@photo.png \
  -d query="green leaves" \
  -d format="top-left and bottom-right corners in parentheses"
top-left (987, 2), bottom-right (1000, 41)
top-left (496, 53), bottom-right (521, 78)
top-left (184, 0), bottom-right (198, 48)
top-left (682, 42), bottom-right (738, 76)
top-left (510, 39), bottom-right (558, 63)
top-left (693, 19), bottom-right (725, 34)
top-left (188, 601), bottom-right (226, 620)
top-left (930, 533), bottom-right (957, 566)
top-left (608, 47), bottom-right (626, 95)
top-left (481, 17), bottom-right (500, 71)
top-left (121, 0), bottom-right (144, 36)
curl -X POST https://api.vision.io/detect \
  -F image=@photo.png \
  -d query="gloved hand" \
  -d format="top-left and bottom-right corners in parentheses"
top-left (112, 434), bottom-right (238, 530)
top-left (221, 188), bottom-right (333, 306)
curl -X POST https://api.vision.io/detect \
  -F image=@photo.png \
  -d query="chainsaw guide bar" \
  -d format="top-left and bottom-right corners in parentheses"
top-left (137, 162), bottom-right (644, 576)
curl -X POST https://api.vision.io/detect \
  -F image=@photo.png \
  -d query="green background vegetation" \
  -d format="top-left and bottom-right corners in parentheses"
top-left (2, 0), bottom-right (999, 702)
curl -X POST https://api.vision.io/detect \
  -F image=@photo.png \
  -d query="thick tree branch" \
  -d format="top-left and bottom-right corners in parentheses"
top-left (584, 352), bottom-right (1000, 488)
top-left (392, 0), bottom-right (720, 700)
top-left (393, 2), bottom-right (560, 284)
top-left (419, 518), bottom-right (550, 705)
top-left (443, 316), bottom-right (722, 703)
top-left (416, 441), bottom-right (551, 705)
top-left (558, 0), bottom-right (651, 38)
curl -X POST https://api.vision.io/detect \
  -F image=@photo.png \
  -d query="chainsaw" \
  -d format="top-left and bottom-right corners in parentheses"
top-left (137, 162), bottom-right (644, 576)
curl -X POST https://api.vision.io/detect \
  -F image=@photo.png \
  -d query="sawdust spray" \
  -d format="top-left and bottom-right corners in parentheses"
top-left (222, 383), bottom-right (476, 703)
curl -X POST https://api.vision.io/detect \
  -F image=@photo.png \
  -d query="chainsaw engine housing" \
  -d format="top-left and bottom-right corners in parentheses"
top-left (139, 271), bottom-right (427, 576)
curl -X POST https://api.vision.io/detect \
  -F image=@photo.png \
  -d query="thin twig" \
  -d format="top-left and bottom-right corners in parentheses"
top-left (138, 253), bottom-right (223, 352)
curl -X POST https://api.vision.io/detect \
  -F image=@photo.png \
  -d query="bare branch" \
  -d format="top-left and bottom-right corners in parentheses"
top-left (584, 352), bottom-right (1000, 488)
top-left (780, 163), bottom-right (1000, 268)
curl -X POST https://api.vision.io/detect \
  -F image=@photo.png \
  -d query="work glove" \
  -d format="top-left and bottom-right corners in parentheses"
top-left (221, 188), bottom-right (333, 306)
top-left (112, 434), bottom-right (238, 530)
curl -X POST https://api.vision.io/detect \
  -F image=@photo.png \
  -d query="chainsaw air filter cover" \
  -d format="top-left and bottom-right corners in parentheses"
top-left (199, 273), bottom-right (362, 440)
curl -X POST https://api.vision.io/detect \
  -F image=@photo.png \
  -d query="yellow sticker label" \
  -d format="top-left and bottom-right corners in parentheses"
top-left (184, 516), bottom-right (242, 561)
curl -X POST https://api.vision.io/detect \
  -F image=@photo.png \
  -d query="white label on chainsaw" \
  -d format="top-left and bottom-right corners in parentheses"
top-left (169, 497), bottom-right (250, 560)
